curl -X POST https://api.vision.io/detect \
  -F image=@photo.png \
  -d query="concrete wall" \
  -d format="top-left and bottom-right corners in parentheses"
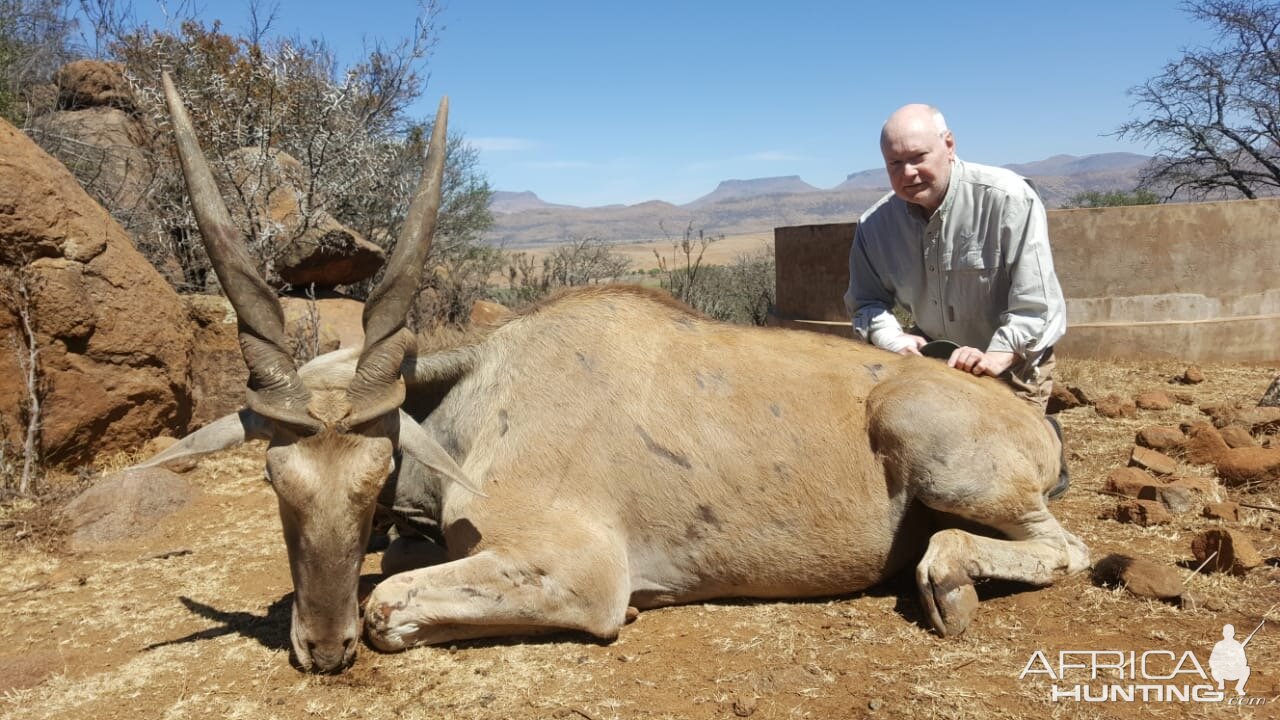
top-left (770, 198), bottom-right (1280, 362)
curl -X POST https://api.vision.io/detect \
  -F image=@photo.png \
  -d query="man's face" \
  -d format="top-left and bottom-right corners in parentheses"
top-left (881, 123), bottom-right (955, 214)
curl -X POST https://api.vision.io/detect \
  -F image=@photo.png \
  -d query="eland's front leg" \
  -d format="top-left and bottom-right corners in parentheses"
top-left (366, 536), bottom-right (630, 650)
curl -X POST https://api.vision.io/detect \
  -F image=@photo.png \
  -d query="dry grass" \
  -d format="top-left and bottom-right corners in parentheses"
top-left (0, 358), bottom-right (1277, 719)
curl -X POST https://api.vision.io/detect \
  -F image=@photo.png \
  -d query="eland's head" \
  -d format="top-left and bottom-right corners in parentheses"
top-left (145, 73), bottom-right (476, 673)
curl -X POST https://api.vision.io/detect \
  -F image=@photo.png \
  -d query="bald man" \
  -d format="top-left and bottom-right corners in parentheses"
top-left (844, 104), bottom-right (1069, 497)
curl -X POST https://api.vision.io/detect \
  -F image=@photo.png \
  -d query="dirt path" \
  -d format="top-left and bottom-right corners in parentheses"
top-left (2, 359), bottom-right (1278, 719)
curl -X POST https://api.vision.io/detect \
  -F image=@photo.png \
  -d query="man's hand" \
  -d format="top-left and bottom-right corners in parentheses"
top-left (892, 334), bottom-right (928, 356)
top-left (947, 347), bottom-right (1016, 377)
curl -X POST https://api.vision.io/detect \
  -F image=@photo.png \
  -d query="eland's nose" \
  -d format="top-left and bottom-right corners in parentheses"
top-left (308, 636), bottom-right (357, 673)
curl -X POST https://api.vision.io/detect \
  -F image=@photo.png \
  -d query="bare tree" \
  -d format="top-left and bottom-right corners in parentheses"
top-left (0, 0), bottom-right (78, 124)
top-left (1116, 0), bottom-right (1280, 200)
top-left (654, 220), bottom-right (721, 308)
top-left (0, 265), bottom-right (43, 495)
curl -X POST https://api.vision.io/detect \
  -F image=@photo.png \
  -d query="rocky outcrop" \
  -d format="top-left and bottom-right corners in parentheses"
top-left (222, 147), bottom-right (385, 288)
top-left (0, 118), bottom-right (194, 465)
top-left (54, 60), bottom-right (135, 112)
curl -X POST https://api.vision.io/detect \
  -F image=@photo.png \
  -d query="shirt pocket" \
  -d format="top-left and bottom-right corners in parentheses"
top-left (949, 229), bottom-right (1002, 271)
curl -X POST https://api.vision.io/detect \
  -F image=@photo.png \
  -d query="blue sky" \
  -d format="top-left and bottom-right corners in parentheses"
top-left (127, 1), bottom-right (1213, 207)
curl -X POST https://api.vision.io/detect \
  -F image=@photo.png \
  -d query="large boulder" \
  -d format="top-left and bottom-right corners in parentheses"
top-left (0, 118), bottom-right (194, 465)
top-left (54, 60), bottom-right (135, 112)
top-left (36, 107), bottom-right (154, 216)
top-left (184, 295), bottom-right (248, 428)
top-left (221, 147), bottom-right (385, 288)
top-left (60, 466), bottom-right (196, 551)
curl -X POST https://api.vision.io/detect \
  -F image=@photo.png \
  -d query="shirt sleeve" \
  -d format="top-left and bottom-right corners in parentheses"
top-left (845, 223), bottom-right (909, 350)
top-left (986, 189), bottom-right (1067, 361)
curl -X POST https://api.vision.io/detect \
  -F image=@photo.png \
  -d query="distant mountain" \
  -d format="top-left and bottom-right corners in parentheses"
top-left (486, 152), bottom-right (1152, 247)
top-left (684, 176), bottom-right (823, 208)
top-left (836, 167), bottom-right (890, 190)
top-left (489, 191), bottom-right (573, 214)
top-left (1003, 152), bottom-right (1150, 176)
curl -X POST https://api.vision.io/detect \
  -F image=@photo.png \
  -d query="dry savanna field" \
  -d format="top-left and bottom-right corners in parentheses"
top-left (1, 355), bottom-right (1278, 720)
top-left (511, 232), bottom-right (776, 273)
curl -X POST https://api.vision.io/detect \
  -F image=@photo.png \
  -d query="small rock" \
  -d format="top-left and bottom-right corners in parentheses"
top-left (1183, 422), bottom-right (1229, 464)
top-left (1204, 597), bottom-right (1226, 612)
top-left (1180, 592), bottom-right (1203, 611)
top-left (1215, 446), bottom-right (1280, 487)
top-left (1135, 391), bottom-right (1174, 411)
top-left (1047, 384), bottom-right (1082, 414)
top-left (1105, 467), bottom-right (1158, 497)
top-left (1180, 365), bottom-right (1205, 384)
top-left (732, 696), bottom-right (757, 717)
top-left (1173, 392), bottom-right (1195, 405)
top-left (1092, 554), bottom-right (1183, 600)
top-left (1068, 385), bottom-right (1095, 406)
top-left (868, 698), bottom-right (884, 711)
top-left (1202, 502), bottom-right (1241, 522)
top-left (1112, 499), bottom-right (1172, 526)
top-left (1096, 394), bottom-right (1137, 419)
top-left (1130, 446), bottom-right (1178, 476)
top-left (1220, 425), bottom-right (1258, 449)
top-left (1136, 426), bottom-right (1186, 452)
top-left (1191, 528), bottom-right (1263, 576)
top-left (1138, 478), bottom-right (1217, 514)
top-left (140, 435), bottom-right (178, 456)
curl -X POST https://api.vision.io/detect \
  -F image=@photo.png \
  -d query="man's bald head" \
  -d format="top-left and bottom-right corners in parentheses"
top-left (879, 104), bottom-right (956, 214)
top-left (880, 104), bottom-right (949, 149)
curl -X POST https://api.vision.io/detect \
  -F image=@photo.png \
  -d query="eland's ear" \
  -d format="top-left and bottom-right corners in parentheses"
top-left (396, 410), bottom-right (486, 497)
top-left (133, 410), bottom-right (273, 470)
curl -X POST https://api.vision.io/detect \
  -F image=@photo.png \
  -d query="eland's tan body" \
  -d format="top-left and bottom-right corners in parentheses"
top-left (146, 75), bottom-right (1089, 674)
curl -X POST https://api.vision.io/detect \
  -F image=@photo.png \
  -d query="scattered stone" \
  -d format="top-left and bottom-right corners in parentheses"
top-left (1112, 499), bottom-right (1172, 526)
top-left (1130, 446), bottom-right (1178, 476)
top-left (1095, 394), bottom-right (1137, 419)
top-left (732, 695), bottom-right (757, 717)
top-left (1214, 446), bottom-right (1280, 487)
top-left (1183, 422), bottom-right (1230, 464)
top-left (1135, 391), bottom-right (1174, 411)
top-left (1200, 404), bottom-right (1280, 433)
top-left (1179, 365), bottom-right (1205, 385)
top-left (60, 467), bottom-right (197, 551)
top-left (1173, 392), bottom-right (1195, 405)
top-left (1047, 384), bottom-right (1082, 414)
top-left (1220, 426), bottom-right (1258, 449)
top-left (1138, 477), bottom-right (1219, 513)
top-left (1202, 502), bottom-right (1241, 522)
top-left (867, 698), bottom-right (884, 712)
top-left (1135, 426), bottom-right (1186, 452)
top-left (1105, 467), bottom-right (1158, 497)
top-left (1191, 528), bottom-right (1263, 576)
top-left (1179, 592), bottom-right (1203, 611)
top-left (140, 435), bottom-right (178, 457)
top-left (1068, 385), bottom-right (1095, 406)
top-left (1092, 554), bottom-right (1183, 600)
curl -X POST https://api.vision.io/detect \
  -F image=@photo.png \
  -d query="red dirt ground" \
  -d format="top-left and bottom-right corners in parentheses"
top-left (1, 358), bottom-right (1277, 720)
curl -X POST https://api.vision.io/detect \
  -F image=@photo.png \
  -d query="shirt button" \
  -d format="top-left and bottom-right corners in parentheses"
top-left (928, 266), bottom-right (935, 272)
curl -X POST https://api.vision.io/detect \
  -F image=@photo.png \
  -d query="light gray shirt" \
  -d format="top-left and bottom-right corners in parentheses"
top-left (844, 158), bottom-right (1066, 367)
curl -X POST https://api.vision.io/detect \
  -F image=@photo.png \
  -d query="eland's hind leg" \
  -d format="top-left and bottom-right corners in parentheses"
top-left (870, 371), bottom-right (1089, 637)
